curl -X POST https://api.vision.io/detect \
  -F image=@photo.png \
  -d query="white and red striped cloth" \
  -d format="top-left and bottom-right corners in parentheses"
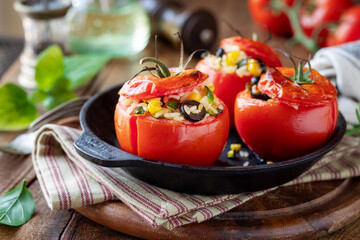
top-left (32, 124), bottom-right (360, 230)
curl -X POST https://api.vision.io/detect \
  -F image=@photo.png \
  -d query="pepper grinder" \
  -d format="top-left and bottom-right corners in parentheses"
top-left (140, 0), bottom-right (218, 53)
top-left (14, 0), bottom-right (71, 89)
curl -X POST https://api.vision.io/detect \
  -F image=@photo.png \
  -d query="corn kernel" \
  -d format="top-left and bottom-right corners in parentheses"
top-left (267, 161), bottom-right (274, 164)
top-left (147, 99), bottom-right (162, 115)
top-left (207, 83), bottom-right (215, 92)
top-left (247, 59), bottom-right (262, 76)
top-left (225, 51), bottom-right (240, 66)
top-left (230, 144), bottom-right (242, 152)
top-left (227, 150), bottom-right (235, 159)
top-left (184, 92), bottom-right (201, 102)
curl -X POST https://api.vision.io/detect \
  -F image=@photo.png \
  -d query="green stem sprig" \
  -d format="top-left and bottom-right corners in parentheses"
top-left (137, 34), bottom-right (208, 79)
top-left (346, 103), bottom-right (360, 136)
top-left (276, 49), bottom-right (315, 86)
top-left (270, 0), bottom-right (319, 53)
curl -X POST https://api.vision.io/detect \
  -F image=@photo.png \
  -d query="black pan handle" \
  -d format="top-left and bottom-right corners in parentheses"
top-left (74, 131), bottom-right (145, 167)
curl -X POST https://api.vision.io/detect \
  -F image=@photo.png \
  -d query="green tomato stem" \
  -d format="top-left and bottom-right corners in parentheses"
top-left (271, 0), bottom-right (319, 53)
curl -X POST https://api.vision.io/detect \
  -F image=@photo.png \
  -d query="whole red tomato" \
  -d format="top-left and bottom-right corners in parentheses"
top-left (247, 0), bottom-right (294, 37)
top-left (300, 0), bottom-right (353, 37)
top-left (196, 36), bottom-right (282, 127)
top-left (115, 68), bottom-right (230, 166)
top-left (234, 67), bottom-right (338, 162)
top-left (324, 6), bottom-right (360, 47)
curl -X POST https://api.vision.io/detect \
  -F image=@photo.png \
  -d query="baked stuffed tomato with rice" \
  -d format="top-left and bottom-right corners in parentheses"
top-left (196, 36), bottom-right (282, 127)
top-left (234, 61), bottom-right (338, 162)
top-left (114, 57), bottom-right (230, 166)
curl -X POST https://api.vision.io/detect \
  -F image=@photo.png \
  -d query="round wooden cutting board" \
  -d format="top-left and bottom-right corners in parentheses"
top-left (76, 178), bottom-right (360, 240)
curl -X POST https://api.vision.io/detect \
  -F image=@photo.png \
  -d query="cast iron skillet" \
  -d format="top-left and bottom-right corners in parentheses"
top-left (75, 84), bottom-right (346, 195)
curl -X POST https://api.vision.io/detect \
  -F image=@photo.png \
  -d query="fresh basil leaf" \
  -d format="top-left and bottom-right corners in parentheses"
top-left (35, 45), bottom-right (64, 92)
top-left (64, 55), bottom-right (110, 90)
top-left (48, 77), bottom-right (71, 95)
top-left (30, 88), bottom-right (47, 104)
top-left (0, 180), bottom-right (35, 226)
top-left (43, 90), bottom-right (77, 110)
top-left (0, 83), bottom-right (38, 131)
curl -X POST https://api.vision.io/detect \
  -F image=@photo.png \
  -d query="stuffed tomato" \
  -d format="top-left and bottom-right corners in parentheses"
top-left (234, 67), bottom-right (338, 162)
top-left (196, 36), bottom-right (282, 127)
top-left (114, 68), bottom-right (230, 166)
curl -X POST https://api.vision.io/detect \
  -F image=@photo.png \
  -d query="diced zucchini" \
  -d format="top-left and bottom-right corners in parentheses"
top-left (167, 98), bottom-right (180, 110)
top-left (205, 86), bottom-right (214, 103)
top-left (134, 106), bottom-right (145, 116)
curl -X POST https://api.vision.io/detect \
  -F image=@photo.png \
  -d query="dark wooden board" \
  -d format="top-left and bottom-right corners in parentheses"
top-left (76, 178), bottom-right (360, 240)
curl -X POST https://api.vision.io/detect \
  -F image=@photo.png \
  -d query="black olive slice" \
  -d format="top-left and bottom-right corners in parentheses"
top-left (250, 86), bottom-right (271, 101)
top-left (180, 100), bottom-right (206, 122)
top-left (250, 92), bottom-right (270, 101)
top-left (255, 58), bottom-right (267, 74)
top-left (237, 59), bottom-right (247, 68)
top-left (251, 76), bottom-right (260, 84)
top-left (215, 47), bottom-right (225, 57)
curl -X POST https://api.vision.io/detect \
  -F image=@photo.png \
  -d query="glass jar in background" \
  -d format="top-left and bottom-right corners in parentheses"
top-left (14, 0), bottom-right (71, 89)
top-left (67, 0), bottom-right (150, 57)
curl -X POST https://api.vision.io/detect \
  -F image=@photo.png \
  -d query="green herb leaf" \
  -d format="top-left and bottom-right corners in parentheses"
top-left (30, 89), bottom-right (47, 104)
top-left (206, 86), bottom-right (214, 103)
top-left (346, 102), bottom-right (360, 137)
top-left (0, 180), bottom-right (35, 226)
top-left (43, 90), bottom-right (77, 110)
top-left (346, 128), bottom-right (360, 136)
top-left (0, 83), bottom-right (38, 131)
top-left (64, 55), bottom-right (110, 90)
top-left (356, 108), bottom-right (360, 123)
top-left (35, 45), bottom-right (64, 92)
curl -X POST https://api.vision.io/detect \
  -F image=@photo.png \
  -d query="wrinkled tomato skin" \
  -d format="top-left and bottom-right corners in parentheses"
top-left (114, 101), bottom-right (230, 166)
top-left (196, 59), bottom-right (251, 128)
top-left (234, 91), bottom-right (338, 162)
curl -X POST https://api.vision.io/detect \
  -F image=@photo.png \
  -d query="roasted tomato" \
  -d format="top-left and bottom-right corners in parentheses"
top-left (196, 36), bottom-right (282, 127)
top-left (115, 68), bottom-right (230, 166)
top-left (234, 67), bottom-right (338, 162)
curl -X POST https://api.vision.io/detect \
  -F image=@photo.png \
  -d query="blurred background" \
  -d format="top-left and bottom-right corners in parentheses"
top-left (1, 0), bottom-right (360, 80)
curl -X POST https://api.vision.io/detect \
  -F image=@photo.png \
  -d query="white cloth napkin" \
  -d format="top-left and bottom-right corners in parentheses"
top-left (311, 40), bottom-right (360, 123)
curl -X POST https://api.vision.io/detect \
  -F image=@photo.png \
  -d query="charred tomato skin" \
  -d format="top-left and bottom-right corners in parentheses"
top-left (234, 68), bottom-right (338, 162)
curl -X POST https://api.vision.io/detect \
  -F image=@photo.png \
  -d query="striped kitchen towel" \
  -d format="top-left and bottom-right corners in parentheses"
top-left (32, 124), bottom-right (360, 230)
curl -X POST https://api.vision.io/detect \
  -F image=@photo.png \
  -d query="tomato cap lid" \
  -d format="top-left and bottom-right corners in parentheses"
top-left (120, 68), bottom-right (208, 99)
top-left (258, 67), bottom-right (337, 106)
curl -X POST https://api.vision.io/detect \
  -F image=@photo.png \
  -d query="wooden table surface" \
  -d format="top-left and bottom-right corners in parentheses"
top-left (0, 1), bottom-right (360, 239)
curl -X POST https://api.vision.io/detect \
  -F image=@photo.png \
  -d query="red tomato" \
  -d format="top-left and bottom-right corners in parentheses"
top-left (196, 36), bottom-right (282, 127)
top-left (234, 67), bottom-right (338, 162)
top-left (247, 0), bottom-right (294, 37)
top-left (300, 0), bottom-right (353, 37)
top-left (115, 69), bottom-right (230, 166)
top-left (324, 6), bottom-right (360, 47)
